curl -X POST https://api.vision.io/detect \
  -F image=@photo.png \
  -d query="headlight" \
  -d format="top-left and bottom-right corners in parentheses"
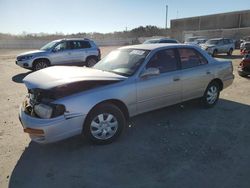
top-left (34, 104), bottom-right (53, 119)
top-left (18, 55), bottom-right (33, 61)
top-left (34, 103), bottom-right (65, 119)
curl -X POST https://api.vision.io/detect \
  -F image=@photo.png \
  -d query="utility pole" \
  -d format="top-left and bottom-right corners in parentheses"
top-left (165, 3), bottom-right (168, 29)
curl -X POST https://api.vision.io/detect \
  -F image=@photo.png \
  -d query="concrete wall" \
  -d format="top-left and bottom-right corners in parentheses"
top-left (171, 10), bottom-right (250, 41)
top-left (183, 27), bottom-right (250, 41)
top-left (0, 38), bottom-right (135, 49)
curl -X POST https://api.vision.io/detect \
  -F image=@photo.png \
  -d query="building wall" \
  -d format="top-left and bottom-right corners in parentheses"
top-left (0, 38), bottom-right (135, 49)
top-left (183, 27), bottom-right (250, 41)
top-left (171, 10), bottom-right (250, 41)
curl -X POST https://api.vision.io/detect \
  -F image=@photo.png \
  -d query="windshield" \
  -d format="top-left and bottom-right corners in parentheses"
top-left (186, 37), bottom-right (198, 42)
top-left (93, 49), bottom-right (150, 76)
top-left (40, 41), bottom-right (58, 51)
top-left (206, 40), bottom-right (219, 45)
top-left (196, 39), bottom-right (206, 44)
top-left (144, 39), bottom-right (160, 44)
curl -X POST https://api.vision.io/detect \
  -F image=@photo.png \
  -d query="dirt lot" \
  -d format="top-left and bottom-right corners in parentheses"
top-left (0, 47), bottom-right (250, 188)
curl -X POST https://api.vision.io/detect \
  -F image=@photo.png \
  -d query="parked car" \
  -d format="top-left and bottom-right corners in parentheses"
top-left (16, 38), bottom-right (101, 71)
top-left (19, 44), bottom-right (234, 144)
top-left (201, 38), bottom-right (235, 57)
top-left (238, 54), bottom-right (250, 77)
top-left (195, 38), bottom-right (207, 46)
top-left (240, 42), bottom-right (250, 55)
top-left (184, 36), bottom-right (205, 45)
top-left (143, 38), bottom-right (179, 44)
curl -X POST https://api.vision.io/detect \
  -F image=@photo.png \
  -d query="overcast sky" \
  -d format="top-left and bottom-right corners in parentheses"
top-left (0, 0), bottom-right (249, 34)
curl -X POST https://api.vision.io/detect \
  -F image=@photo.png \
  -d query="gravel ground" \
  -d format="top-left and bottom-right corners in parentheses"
top-left (0, 48), bottom-right (250, 188)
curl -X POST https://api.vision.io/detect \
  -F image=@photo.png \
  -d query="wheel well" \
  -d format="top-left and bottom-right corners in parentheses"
top-left (33, 58), bottom-right (51, 66)
top-left (86, 55), bottom-right (98, 61)
top-left (83, 99), bottom-right (129, 133)
top-left (210, 78), bottom-right (223, 91)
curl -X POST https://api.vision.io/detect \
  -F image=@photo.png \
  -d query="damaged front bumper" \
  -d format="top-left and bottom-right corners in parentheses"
top-left (19, 105), bottom-right (86, 144)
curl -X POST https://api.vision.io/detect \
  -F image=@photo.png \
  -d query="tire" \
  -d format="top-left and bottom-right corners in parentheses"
top-left (201, 82), bottom-right (220, 108)
top-left (33, 59), bottom-right (49, 71)
top-left (227, 48), bottom-right (233, 56)
top-left (84, 103), bottom-right (126, 144)
top-left (238, 71), bottom-right (249, 78)
top-left (212, 49), bottom-right (218, 57)
top-left (86, 57), bottom-right (97, 67)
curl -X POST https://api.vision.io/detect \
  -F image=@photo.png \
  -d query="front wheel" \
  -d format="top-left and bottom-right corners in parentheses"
top-left (202, 82), bottom-right (220, 108)
top-left (84, 103), bottom-right (126, 144)
top-left (33, 60), bottom-right (49, 71)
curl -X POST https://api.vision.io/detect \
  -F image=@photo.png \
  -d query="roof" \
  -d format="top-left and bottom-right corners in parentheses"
top-left (119, 43), bottom-right (195, 51)
top-left (54, 38), bottom-right (91, 42)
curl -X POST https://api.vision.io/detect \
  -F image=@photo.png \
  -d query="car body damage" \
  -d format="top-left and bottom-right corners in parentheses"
top-left (28, 80), bottom-right (122, 102)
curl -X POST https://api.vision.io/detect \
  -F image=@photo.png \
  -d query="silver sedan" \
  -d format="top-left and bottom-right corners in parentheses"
top-left (19, 44), bottom-right (234, 144)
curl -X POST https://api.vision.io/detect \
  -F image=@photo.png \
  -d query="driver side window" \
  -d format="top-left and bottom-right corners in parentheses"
top-left (146, 49), bottom-right (178, 73)
top-left (54, 42), bottom-right (67, 52)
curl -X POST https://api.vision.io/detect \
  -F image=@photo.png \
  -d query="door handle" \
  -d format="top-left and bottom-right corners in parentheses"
top-left (173, 77), bottom-right (180, 81)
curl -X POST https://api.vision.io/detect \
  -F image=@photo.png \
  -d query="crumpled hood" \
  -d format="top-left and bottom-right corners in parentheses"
top-left (23, 66), bottom-right (127, 90)
top-left (18, 50), bottom-right (46, 57)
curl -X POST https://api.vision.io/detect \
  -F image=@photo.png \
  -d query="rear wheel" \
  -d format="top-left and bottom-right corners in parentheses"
top-left (33, 59), bottom-right (49, 71)
top-left (84, 103), bottom-right (126, 144)
top-left (212, 49), bottom-right (218, 57)
top-left (227, 48), bottom-right (233, 56)
top-left (86, 57), bottom-right (97, 67)
top-left (202, 82), bottom-right (220, 108)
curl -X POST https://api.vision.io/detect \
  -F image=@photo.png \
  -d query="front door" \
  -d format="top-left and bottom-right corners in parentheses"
top-left (49, 41), bottom-right (72, 65)
top-left (136, 49), bottom-right (182, 114)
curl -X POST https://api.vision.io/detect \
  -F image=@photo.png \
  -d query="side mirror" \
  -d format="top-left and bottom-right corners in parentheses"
top-left (140, 68), bottom-right (160, 78)
top-left (52, 48), bottom-right (58, 53)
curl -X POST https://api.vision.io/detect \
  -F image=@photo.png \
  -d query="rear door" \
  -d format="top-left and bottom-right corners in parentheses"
top-left (136, 49), bottom-right (182, 114)
top-left (178, 48), bottom-right (213, 101)
top-left (67, 40), bottom-right (90, 65)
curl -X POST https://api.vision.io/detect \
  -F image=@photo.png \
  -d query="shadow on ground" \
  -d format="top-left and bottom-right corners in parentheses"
top-left (12, 71), bottom-right (32, 83)
top-left (9, 99), bottom-right (250, 188)
top-left (215, 54), bottom-right (243, 60)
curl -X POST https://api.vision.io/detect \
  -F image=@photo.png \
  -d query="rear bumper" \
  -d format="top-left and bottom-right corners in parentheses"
top-left (19, 106), bottom-right (86, 144)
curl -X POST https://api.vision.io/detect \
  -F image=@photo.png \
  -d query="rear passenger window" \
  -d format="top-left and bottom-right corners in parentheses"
top-left (146, 49), bottom-right (178, 73)
top-left (69, 41), bottom-right (91, 49)
top-left (80, 41), bottom-right (91, 48)
top-left (178, 48), bottom-right (207, 69)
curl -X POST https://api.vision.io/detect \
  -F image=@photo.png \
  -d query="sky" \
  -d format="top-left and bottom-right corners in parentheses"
top-left (0, 0), bottom-right (249, 34)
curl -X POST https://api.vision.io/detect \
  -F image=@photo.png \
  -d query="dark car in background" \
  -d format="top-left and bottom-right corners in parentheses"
top-left (238, 54), bottom-right (250, 77)
top-left (240, 42), bottom-right (250, 55)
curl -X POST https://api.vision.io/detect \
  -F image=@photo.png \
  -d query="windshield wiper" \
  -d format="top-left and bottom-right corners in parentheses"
top-left (109, 70), bottom-right (130, 77)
